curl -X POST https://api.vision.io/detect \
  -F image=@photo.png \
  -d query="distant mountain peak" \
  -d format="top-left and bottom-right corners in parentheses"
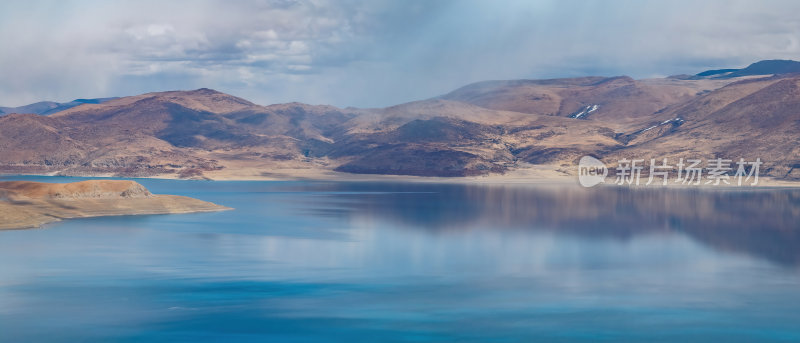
top-left (694, 59), bottom-right (800, 79)
top-left (0, 99), bottom-right (117, 116)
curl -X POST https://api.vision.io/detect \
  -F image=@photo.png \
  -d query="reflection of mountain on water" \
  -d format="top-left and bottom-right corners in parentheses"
top-left (278, 182), bottom-right (800, 267)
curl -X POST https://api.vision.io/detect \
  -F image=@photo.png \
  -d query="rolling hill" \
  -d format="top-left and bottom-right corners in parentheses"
top-left (0, 60), bottom-right (798, 180)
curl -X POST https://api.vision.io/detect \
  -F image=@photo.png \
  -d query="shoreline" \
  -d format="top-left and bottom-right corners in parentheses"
top-left (0, 195), bottom-right (232, 231)
top-left (2, 172), bottom-right (797, 231)
top-left (0, 199), bottom-right (231, 231)
top-left (2, 168), bottom-right (798, 188)
top-left (0, 196), bottom-right (232, 231)
top-left (0, 180), bottom-right (232, 231)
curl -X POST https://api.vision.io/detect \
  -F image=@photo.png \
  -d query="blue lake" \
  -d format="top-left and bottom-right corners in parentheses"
top-left (1, 176), bottom-right (799, 342)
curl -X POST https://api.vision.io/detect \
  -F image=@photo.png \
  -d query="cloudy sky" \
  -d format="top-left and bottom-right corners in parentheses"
top-left (1, 0), bottom-right (799, 107)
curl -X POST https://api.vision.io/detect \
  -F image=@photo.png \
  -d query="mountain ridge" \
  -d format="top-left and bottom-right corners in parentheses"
top-left (1, 60), bottom-right (798, 180)
top-left (0, 97), bottom-right (118, 116)
top-left (692, 59), bottom-right (800, 79)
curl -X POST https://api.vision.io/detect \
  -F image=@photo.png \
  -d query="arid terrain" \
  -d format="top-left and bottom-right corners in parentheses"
top-left (0, 180), bottom-right (230, 230)
top-left (1, 60), bottom-right (799, 181)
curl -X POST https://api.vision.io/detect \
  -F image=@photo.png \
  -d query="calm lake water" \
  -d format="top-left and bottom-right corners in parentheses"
top-left (1, 176), bottom-right (799, 342)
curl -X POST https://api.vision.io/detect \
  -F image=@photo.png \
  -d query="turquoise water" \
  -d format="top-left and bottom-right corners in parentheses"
top-left (1, 176), bottom-right (799, 342)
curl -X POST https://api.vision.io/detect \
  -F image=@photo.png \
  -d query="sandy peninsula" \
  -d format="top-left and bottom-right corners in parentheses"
top-left (0, 180), bottom-right (230, 230)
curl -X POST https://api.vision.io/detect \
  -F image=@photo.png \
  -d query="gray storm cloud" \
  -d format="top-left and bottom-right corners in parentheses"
top-left (1, 0), bottom-right (799, 107)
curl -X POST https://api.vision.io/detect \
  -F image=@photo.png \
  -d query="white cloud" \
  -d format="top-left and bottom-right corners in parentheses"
top-left (0, 0), bottom-right (799, 107)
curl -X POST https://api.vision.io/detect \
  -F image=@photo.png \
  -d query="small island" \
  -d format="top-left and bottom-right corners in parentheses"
top-left (0, 180), bottom-right (230, 230)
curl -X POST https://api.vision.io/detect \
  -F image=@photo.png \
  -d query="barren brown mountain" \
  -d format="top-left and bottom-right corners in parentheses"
top-left (0, 61), bottom-right (798, 180)
top-left (438, 76), bottom-right (735, 127)
top-left (611, 75), bottom-right (800, 179)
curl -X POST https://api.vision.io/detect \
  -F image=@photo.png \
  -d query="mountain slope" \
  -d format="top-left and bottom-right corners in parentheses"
top-left (0, 88), bottom-right (624, 178)
top-left (605, 74), bottom-right (800, 179)
top-left (1, 61), bottom-right (799, 180)
top-left (438, 76), bottom-right (730, 127)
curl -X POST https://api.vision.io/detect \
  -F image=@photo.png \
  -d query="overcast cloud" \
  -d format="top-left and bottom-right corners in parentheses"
top-left (1, 0), bottom-right (799, 107)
